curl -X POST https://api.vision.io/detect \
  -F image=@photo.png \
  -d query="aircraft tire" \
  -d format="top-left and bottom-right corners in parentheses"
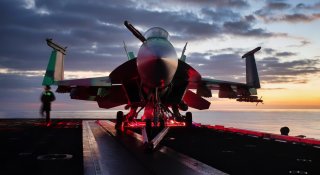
top-left (185, 112), bottom-right (192, 127)
top-left (115, 111), bottom-right (124, 130)
top-left (145, 119), bottom-right (152, 140)
top-left (159, 118), bottom-right (165, 129)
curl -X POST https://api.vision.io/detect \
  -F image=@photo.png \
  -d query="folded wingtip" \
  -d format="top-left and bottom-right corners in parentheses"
top-left (241, 47), bottom-right (261, 59)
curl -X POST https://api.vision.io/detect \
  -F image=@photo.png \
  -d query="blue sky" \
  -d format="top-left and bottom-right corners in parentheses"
top-left (1, 0), bottom-right (320, 111)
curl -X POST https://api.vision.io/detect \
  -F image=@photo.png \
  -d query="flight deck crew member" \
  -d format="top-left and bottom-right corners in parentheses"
top-left (40, 85), bottom-right (55, 124)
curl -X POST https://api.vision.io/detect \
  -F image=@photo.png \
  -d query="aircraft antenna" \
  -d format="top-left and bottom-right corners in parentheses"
top-left (180, 42), bottom-right (188, 61)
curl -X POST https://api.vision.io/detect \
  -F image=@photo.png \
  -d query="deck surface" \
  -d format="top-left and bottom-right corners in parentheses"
top-left (0, 119), bottom-right (83, 175)
top-left (85, 120), bottom-right (225, 175)
top-left (1, 119), bottom-right (320, 175)
top-left (161, 127), bottom-right (320, 175)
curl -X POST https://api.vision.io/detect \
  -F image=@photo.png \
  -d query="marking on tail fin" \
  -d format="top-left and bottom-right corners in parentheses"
top-left (42, 51), bottom-right (57, 85)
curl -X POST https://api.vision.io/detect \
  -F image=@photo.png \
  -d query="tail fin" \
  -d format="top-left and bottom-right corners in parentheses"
top-left (42, 39), bottom-right (66, 85)
top-left (242, 47), bottom-right (261, 88)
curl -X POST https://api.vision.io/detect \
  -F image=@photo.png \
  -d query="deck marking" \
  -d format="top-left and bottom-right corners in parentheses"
top-left (99, 120), bottom-right (228, 175)
top-left (159, 146), bottom-right (228, 175)
top-left (83, 121), bottom-right (102, 175)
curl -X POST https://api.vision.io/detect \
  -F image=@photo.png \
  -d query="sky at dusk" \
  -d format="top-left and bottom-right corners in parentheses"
top-left (1, 0), bottom-right (320, 112)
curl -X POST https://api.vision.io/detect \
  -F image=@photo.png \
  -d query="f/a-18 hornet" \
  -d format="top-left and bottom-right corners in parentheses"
top-left (43, 21), bottom-right (263, 147)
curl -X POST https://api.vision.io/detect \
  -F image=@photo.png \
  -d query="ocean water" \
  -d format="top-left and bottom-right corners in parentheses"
top-left (0, 109), bottom-right (319, 140)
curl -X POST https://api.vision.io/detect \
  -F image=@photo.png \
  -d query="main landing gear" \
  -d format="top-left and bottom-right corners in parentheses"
top-left (185, 111), bottom-right (192, 127)
top-left (114, 108), bottom-right (193, 151)
top-left (115, 111), bottom-right (124, 130)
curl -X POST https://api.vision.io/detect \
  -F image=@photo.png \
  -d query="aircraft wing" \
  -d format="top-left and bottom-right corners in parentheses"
top-left (189, 77), bottom-right (256, 99)
top-left (185, 47), bottom-right (262, 100)
top-left (188, 77), bottom-right (246, 90)
top-left (43, 39), bottom-right (131, 109)
top-left (56, 76), bottom-right (111, 87)
top-left (177, 46), bottom-right (263, 109)
top-left (54, 77), bottom-right (128, 109)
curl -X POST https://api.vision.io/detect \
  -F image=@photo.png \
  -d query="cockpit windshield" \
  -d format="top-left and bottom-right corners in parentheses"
top-left (144, 27), bottom-right (169, 40)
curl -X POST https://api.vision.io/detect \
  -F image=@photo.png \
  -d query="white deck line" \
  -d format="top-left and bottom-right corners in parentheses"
top-left (83, 121), bottom-right (102, 175)
top-left (159, 146), bottom-right (228, 175)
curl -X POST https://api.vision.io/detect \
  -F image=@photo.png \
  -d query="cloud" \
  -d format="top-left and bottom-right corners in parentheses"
top-left (263, 48), bottom-right (276, 55)
top-left (257, 57), bottom-right (320, 83)
top-left (255, 1), bottom-right (291, 17)
top-left (255, 1), bottom-right (320, 23)
top-left (266, 2), bottom-right (291, 10)
top-left (295, 2), bottom-right (320, 10)
top-left (222, 15), bottom-right (287, 37)
top-left (257, 12), bottom-right (320, 23)
top-left (261, 87), bottom-right (286, 90)
top-left (201, 8), bottom-right (241, 23)
top-left (187, 52), bottom-right (245, 81)
top-left (288, 40), bottom-right (311, 47)
top-left (223, 20), bottom-right (273, 37)
top-left (264, 48), bottom-right (302, 58)
top-left (185, 50), bottom-right (320, 84)
top-left (136, 0), bottom-right (249, 9)
top-left (0, 0), bottom-right (286, 73)
top-left (0, 0), bottom-right (319, 110)
top-left (275, 51), bottom-right (297, 57)
top-left (278, 13), bottom-right (320, 23)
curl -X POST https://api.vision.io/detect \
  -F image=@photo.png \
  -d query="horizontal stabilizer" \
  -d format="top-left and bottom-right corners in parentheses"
top-left (183, 90), bottom-right (210, 110)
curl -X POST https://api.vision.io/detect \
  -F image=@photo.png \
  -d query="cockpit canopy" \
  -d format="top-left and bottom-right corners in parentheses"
top-left (144, 27), bottom-right (169, 40)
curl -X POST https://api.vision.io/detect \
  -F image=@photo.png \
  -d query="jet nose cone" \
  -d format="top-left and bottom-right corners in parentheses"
top-left (137, 39), bottom-right (178, 88)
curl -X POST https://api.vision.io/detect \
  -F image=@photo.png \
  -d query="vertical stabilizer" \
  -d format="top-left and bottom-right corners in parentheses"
top-left (242, 47), bottom-right (261, 88)
top-left (42, 39), bottom-right (66, 85)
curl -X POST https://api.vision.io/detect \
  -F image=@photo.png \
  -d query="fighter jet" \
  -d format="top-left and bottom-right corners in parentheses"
top-left (43, 21), bottom-right (262, 146)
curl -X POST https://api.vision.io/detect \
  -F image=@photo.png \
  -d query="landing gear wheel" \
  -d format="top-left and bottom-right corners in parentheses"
top-left (185, 112), bottom-right (192, 127)
top-left (159, 118), bottom-right (165, 129)
top-left (115, 111), bottom-right (124, 130)
top-left (145, 119), bottom-right (152, 141)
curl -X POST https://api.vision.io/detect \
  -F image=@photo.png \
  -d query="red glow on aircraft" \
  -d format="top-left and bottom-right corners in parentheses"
top-left (43, 20), bottom-right (263, 149)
